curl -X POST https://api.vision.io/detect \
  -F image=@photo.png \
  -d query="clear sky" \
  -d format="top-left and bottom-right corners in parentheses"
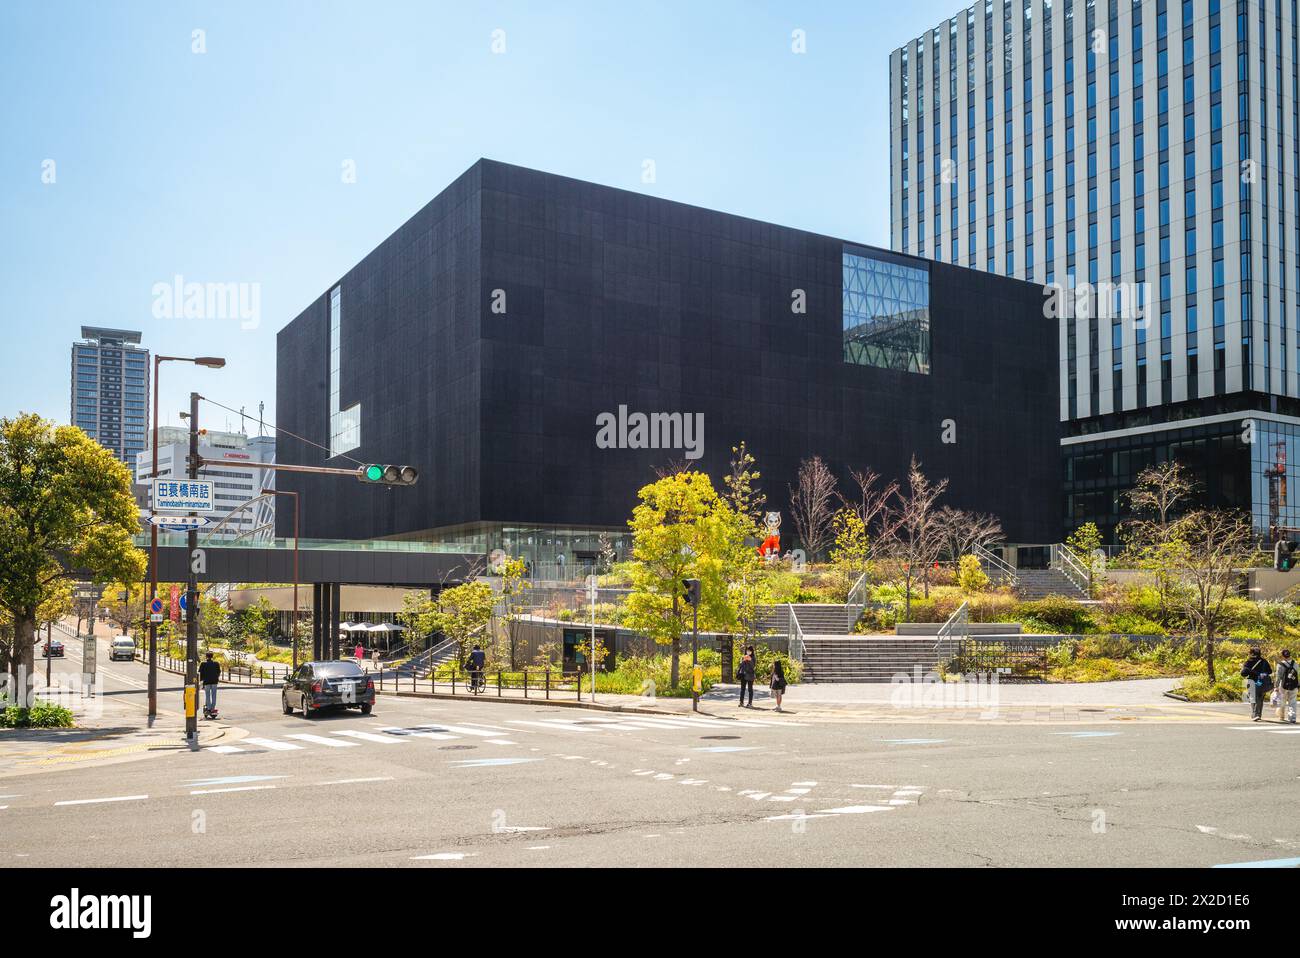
top-left (0, 0), bottom-right (963, 433)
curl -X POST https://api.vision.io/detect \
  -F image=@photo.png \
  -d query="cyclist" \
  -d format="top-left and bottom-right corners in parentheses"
top-left (466, 644), bottom-right (486, 693)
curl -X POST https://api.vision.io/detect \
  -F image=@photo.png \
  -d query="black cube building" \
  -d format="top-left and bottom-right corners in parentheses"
top-left (276, 159), bottom-right (1059, 565)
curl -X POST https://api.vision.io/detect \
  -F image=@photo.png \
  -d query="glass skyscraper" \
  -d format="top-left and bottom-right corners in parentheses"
top-left (70, 326), bottom-right (150, 465)
top-left (891, 0), bottom-right (1300, 541)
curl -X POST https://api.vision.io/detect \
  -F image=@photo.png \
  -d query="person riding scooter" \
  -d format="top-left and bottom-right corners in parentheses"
top-left (198, 652), bottom-right (221, 718)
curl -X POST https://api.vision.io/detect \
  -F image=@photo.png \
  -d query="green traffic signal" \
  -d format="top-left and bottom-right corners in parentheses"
top-left (358, 463), bottom-right (419, 486)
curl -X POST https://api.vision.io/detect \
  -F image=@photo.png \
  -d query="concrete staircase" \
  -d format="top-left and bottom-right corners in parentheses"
top-left (801, 636), bottom-right (944, 683)
top-left (752, 603), bottom-right (857, 636)
top-left (1013, 569), bottom-right (1088, 599)
top-left (791, 604), bottom-right (857, 634)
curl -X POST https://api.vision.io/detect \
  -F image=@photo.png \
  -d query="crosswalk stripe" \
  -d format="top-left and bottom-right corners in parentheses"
top-left (285, 733), bottom-right (358, 747)
top-left (507, 720), bottom-right (600, 733)
top-left (243, 737), bottom-right (305, 751)
top-left (377, 726), bottom-right (458, 741)
top-left (416, 724), bottom-right (501, 738)
top-left (206, 745), bottom-right (246, 754)
top-left (333, 730), bottom-right (407, 745)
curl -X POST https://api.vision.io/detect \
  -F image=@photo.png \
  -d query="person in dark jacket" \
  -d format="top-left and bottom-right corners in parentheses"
top-left (198, 652), bottom-right (221, 714)
top-left (1275, 650), bottom-right (1298, 724)
top-left (770, 658), bottom-right (787, 712)
top-left (1240, 648), bottom-right (1273, 722)
top-left (737, 649), bottom-right (755, 707)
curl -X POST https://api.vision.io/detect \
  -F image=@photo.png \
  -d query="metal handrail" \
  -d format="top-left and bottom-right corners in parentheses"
top-left (933, 600), bottom-right (969, 661)
top-left (414, 636), bottom-right (460, 676)
top-left (1050, 543), bottom-right (1091, 595)
top-left (846, 572), bottom-right (869, 631)
top-left (971, 543), bottom-right (1018, 586)
top-left (787, 603), bottom-right (806, 663)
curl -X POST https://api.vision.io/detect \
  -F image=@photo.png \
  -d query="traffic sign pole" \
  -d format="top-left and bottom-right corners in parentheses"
top-left (185, 392), bottom-right (200, 746)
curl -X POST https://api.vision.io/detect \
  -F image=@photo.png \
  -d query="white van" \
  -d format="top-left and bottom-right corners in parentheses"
top-left (110, 635), bottom-right (136, 662)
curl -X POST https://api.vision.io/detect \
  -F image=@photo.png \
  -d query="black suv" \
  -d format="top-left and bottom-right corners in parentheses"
top-left (282, 661), bottom-right (375, 718)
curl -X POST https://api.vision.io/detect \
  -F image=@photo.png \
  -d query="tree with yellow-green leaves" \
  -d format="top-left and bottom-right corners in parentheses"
top-left (623, 470), bottom-right (747, 687)
top-left (0, 414), bottom-right (145, 704)
top-left (829, 509), bottom-right (872, 587)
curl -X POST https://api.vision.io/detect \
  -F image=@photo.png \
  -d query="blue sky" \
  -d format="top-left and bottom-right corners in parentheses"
top-left (0, 0), bottom-right (961, 431)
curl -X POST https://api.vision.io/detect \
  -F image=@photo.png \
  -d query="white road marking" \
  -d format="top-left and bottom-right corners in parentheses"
top-left (320, 777), bottom-right (395, 785)
top-left (431, 723), bottom-right (518, 737)
top-left (189, 785), bottom-right (276, 795)
top-left (816, 805), bottom-right (893, 815)
top-left (286, 733), bottom-right (358, 747)
top-left (507, 720), bottom-right (600, 734)
top-left (243, 737), bottom-right (305, 751)
top-left (333, 730), bottom-right (407, 745)
top-left (412, 853), bottom-right (475, 860)
top-left (55, 795), bottom-right (149, 806)
top-left (764, 812), bottom-right (834, 821)
top-left (378, 726), bottom-right (458, 741)
top-left (488, 739), bottom-right (518, 745)
top-left (205, 745), bottom-right (246, 754)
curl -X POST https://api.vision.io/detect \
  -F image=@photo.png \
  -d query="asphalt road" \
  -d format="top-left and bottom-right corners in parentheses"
top-left (2, 643), bottom-right (1297, 868)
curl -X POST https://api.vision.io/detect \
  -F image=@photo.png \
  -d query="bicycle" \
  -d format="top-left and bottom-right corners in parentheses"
top-left (468, 670), bottom-right (487, 695)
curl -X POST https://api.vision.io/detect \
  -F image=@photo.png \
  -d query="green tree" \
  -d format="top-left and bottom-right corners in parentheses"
top-left (723, 441), bottom-right (765, 537)
top-left (0, 415), bottom-right (145, 704)
top-left (829, 509), bottom-right (872, 595)
top-left (957, 554), bottom-right (990, 593)
top-left (623, 471), bottom-right (744, 687)
top-left (497, 556), bottom-right (531, 669)
top-left (431, 581), bottom-right (495, 665)
top-left (1066, 521), bottom-right (1104, 596)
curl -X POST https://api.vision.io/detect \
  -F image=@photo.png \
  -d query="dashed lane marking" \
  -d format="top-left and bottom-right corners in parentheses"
top-left (243, 737), bottom-right (305, 751)
top-left (190, 785), bottom-right (276, 795)
top-left (320, 777), bottom-right (395, 786)
top-left (55, 795), bottom-right (149, 806)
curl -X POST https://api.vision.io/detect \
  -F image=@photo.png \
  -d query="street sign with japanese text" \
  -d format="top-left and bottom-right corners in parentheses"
top-left (152, 478), bottom-right (214, 513)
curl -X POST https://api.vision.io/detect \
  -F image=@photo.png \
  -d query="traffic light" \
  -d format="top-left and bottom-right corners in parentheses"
top-left (1276, 539), bottom-right (1297, 572)
top-left (681, 578), bottom-right (702, 608)
top-left (358, 464), bottom-right (419, 486)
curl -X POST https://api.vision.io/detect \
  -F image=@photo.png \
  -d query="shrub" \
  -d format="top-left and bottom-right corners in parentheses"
top-left (1013, 596), bottom-right (1097, 633)
top-left (1103, 612), bottom-right (1167, 636)
top-left (1173, 674), bottom-right (1245, 702)
top-left (0, 700), bottom-right (75, 728)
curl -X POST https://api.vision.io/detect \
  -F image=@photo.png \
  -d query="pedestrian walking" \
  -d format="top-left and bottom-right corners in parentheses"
top-left (354, 642), bottom-right (364, 664)
top-left (1241, 647), bottom-right (1273, 722)
top-left (1275, 649), bottom-right (1298, 724)
top-left (770, 657), bottom-right (787, 712)
top-left (737, 648), bottom-right (755, 708)
top-left (371, 647), bottom-right (380, 670)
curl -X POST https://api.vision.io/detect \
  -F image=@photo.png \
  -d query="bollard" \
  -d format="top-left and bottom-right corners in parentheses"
top-left (545, 670), bottom-right (550, 700)
top-left (523, 669), bottom-right (528, 699)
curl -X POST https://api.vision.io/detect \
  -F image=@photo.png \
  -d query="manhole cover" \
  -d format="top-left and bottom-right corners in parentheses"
top-left (438, 745), bottom-right (477, 750)
top-left (700, 735), bottom-right (740, 740)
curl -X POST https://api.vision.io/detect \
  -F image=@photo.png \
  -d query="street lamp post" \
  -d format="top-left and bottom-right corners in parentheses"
top-left (262, 488), bottom-right (300, 669)
top-left (148, 355), bottom-right (224, 721)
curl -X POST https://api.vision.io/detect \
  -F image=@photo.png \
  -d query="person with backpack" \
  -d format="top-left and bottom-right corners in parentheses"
top-left (1275, 649), bottom-right (1298, 724)
top-left (769, 657), bottom-right (787, 713)
top-left (737, 649), bottom-right (755, 708)
top-left (1241, 648), bottom-right (1273, 722)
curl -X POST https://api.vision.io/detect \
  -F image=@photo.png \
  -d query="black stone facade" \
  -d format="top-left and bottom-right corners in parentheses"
top-left (277, 159), bottom-right (1060, 545)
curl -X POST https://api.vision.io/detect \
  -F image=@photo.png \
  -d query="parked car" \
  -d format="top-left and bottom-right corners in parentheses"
top-left (110, 636), bottom-right (136, 661)
top-left (282, 661), bottom-right (375, 718)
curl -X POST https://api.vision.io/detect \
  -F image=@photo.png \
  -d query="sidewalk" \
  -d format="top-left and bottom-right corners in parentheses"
top-left (377, 676), bottom-right (1244, 726)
